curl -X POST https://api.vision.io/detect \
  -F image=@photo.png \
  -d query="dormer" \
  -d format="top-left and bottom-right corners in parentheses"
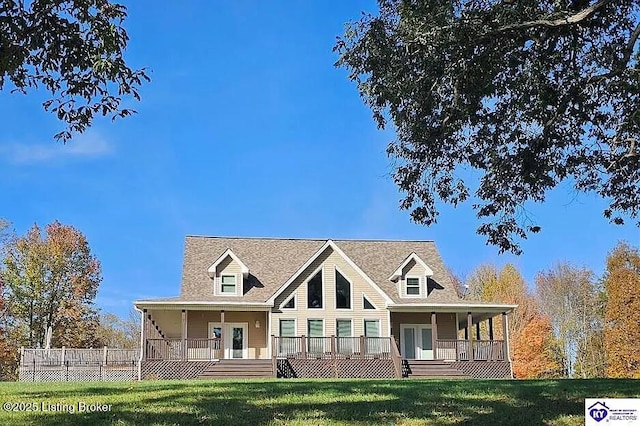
top-left (388, 252), bottom-right (434, 298)
top-left (207, 249), bottom-right (249, 297)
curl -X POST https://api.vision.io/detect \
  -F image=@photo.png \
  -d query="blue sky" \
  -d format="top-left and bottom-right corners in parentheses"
top-left (1, 1), bottom-right (638, 318)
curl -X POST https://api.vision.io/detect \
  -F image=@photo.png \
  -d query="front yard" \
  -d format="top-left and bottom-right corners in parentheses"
top-left (0, 378), bottom-right (638, 425)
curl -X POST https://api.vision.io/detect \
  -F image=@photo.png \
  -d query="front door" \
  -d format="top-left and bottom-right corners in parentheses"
top-left (400, 324), bottom-right (433, 360)
top-left (208, 323), bottom-right (248, 359)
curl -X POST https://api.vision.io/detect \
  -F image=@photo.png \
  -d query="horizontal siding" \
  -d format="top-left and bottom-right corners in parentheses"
top-left (272, 247), bottom-right (389, 337)
top-left (399, 259), bottom-right (427, 298)
top-left (216, 256), bottom-right (243, 296)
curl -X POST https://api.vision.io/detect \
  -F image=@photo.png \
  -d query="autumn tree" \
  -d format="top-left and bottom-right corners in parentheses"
top-left (0, 0), bottom-right (149, 142)
top-left (335, 0), bottom-right (640, 253)
top-left (511, 315), bottom-right (562, 379)
top-left (1, 221), bottom-right (102, 348)
top-left (604, 241), bottom-right (640, 378)
top-left (536, 263), bottom-right (605, 378)
top-left (465, 263), bottom-right (562, 378)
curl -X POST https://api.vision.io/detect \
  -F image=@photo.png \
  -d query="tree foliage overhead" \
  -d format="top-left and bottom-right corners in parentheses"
top-left (335, 0), bottom-right (640, 253)
top-left (0, 0), bottom-right (149, 141)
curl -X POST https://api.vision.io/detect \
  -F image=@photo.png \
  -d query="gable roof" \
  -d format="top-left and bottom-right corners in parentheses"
top-left (163, 236), bottom-right (462, 304)
top-left (388, 252), bottom-right (434, 280)
top-left (207, 248), bottom-right (249, 278)
top-left (266, 240), bottom-right (393, 305)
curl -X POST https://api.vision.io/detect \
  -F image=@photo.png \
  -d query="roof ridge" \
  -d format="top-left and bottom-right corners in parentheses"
top-left (185, 235), bottom-right (435, 242)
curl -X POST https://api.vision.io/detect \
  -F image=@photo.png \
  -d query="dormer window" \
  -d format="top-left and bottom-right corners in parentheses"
top-left (282, 294), bottom-right (296, 309)
top-left (406, 277), bottom-right (421, 296)
top-left (221, 275), bottom-right (237, 294)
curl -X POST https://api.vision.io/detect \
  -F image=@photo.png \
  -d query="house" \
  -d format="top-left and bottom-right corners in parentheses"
top-left (134, 236), bottom-right (516, 379)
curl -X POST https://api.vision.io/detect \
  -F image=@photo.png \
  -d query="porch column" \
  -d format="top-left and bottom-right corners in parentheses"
top-left (488, 317), bottom-right (494, 340)
top-left (141, 309), bottom-right (148, 360)
top-left (220, 310), bottom-right (225, 359)
top-left (181, 309), bottom-right (187, 361)
top-left (502, 312), bottom-right (510, 361)
top-left (431, 312), bottom-right (438, 359)
top-left (467, 312), bottom-right (474, 361)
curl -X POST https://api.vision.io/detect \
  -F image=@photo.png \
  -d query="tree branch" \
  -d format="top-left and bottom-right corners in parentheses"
top-left (496, 0), bottom-right (612, 32)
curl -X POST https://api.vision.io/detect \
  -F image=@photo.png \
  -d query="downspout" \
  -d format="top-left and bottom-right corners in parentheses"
top-left (135, 306), bottom-right (144, 381)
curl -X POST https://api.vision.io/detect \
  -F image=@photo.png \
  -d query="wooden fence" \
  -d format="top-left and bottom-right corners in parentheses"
top-left (19, 347), bottom-right (140, 382)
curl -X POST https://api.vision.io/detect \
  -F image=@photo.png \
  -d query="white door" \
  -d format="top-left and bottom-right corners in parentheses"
top-left (208, 323), bottom-right (248, 359)
top-left (400, 324), bottom-right (433, 360)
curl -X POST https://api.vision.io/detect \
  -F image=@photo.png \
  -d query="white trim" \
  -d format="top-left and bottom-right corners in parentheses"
top-left (335, 318), bottom-right (354, 337)
top-left (362, 293), bottom-right (378, 310)
top-left (277, 318), bottom-right (297, 337)
top-left (280, 292), bottom-right (297, 311)
top-left (386, 309), bottom-right (392, 337)
top-left (218, 273), bottom-right (240, 297)
top-left (267, 310), bottom-right (272, 358)
top-left (207, 248), bottom-right (249, 278)
top-left (135, 307), bottom-right (144, 381)
top-left (306, 264), bottom-right (325, 310)
top-left (134, 301), bottom-right (272, 311)
top-left (307, 318), bottom-right (325, 337)
top-left (388, 302), bottom-right (518, 313)
top-left (388, 252), bottom-right (434, 281)
top-left (209, 322), bottom-right (249, 359)
top-left (400, 323), bottom-right (433, 360)
top-left (363, 318), bottom-right (381, 337)
top-left (334, 265), bottom-right (353, 311)
top-left (267, 240), bottom-right (393, 306)
top-left (404, 275), bottom-right (422, 298)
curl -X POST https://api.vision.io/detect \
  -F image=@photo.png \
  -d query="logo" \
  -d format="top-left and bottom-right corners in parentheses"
top-left (588, 402), bottom-right (609, 422)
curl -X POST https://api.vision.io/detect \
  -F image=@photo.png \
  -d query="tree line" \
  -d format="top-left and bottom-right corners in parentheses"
top-left (0, 219), bottom-right (139, 380)
top-left (459, 241), bottom-right (640, 378)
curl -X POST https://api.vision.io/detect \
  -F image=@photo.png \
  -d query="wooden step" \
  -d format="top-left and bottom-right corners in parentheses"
top-left (198, 359), bottom-right (274, 379)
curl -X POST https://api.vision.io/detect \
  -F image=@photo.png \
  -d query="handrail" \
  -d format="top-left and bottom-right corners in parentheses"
top-left (389, 335), bottom-right (402, 378)
top-left (435, 339), bottom-right (505, 361)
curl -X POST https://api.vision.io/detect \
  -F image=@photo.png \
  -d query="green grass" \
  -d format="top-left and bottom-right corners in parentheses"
top-left (0, 379), bottom-right (637, 425)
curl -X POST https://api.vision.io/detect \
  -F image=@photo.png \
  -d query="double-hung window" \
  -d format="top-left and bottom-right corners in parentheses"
top-left (406, 277), bottom-right (420, 296)
top-left (220, 275), bottom-right (236, 294)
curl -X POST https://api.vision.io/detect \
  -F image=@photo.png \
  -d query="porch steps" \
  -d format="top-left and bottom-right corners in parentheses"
top-left (403, 360), bottom-right (471, 379)
top-left (199, 359), bottom-right (274, 379)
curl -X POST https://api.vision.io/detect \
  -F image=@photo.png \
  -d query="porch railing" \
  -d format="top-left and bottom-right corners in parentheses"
top-left (273, 336), bottom-right (396, 360)
top-left (435, 339), bottom-right (505, 361)
top-left (145, 338), bottom-right (222, 361)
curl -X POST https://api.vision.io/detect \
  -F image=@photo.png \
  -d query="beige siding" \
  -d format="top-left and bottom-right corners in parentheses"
top-left (271, 247), bottom-right (389, 337)
top-left (215, 256), bottom-right (243, 296)
top-left (390, 312), bottom-right (457, 340)
top-left (186, 310), bottom-right (268, 359)
top-left (398, 259), bottom-right (427, 298)
top-left (149, 309), bottom-right (182, 338)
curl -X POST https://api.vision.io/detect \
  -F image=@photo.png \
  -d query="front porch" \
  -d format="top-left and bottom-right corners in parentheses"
top-left (141, 307), bottom-right (269, 362)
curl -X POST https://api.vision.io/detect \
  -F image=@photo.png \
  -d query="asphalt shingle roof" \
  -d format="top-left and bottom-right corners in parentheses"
top-left (144, 236), bottom-right (463, 305)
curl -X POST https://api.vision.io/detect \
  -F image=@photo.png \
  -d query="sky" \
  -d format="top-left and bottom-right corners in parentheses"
top-left (1, 1), bottom-right (638, 318)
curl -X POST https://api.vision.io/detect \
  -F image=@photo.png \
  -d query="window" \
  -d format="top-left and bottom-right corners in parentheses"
top-left (307, 319), bottom-right (324, 353)
top-left (364, 320), bottom-right (380, 337)
top-left (364, 319), bottom-right (381, 353)
top-left (335, 269), bottom-right (351, 309)
top-left (221, 275), bottom-right (236, 294)
top-left (337, 319), bottom-right (353, 354)
top-left (307, 270), bottom-right (323, 309)
top-left (336, 319), bottom-right (352, 337)
top-left (307, 319), bottom-right (324, 337)
top-left (282, 294), bottom-right (295, 309)
top-left (406, 277), bottom-right (420, 296)
top-left (279, 319), bottom-right (296, 337)
top-left (278, 320), bottom-right (296, 356)
top-left (363, 295), bottom-right (375, 310)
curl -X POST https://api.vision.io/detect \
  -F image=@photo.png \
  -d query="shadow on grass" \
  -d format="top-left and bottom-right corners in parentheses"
top-left (6, 379), bottom-right (639, 426)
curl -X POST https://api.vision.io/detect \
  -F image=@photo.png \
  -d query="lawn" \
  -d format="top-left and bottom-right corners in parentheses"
top-left (0, 379), bottom-right (637, 425)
